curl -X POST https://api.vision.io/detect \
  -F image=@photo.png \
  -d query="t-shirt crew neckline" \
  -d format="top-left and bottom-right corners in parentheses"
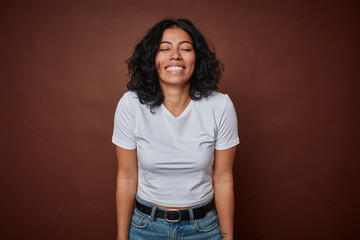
top-left (160, 100), bottom-right (194, 119)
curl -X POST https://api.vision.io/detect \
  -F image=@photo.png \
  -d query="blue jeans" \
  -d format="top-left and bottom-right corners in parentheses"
top-left (129, 195), bottom-right (222, 240)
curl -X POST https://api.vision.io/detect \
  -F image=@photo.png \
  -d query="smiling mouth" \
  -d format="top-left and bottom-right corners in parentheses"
top-left (165, 66), bottom-right (185, 73)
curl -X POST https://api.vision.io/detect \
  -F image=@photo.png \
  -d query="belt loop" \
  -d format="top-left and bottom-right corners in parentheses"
top-left (150, 206), bottom-right (157, 221)
top-left (188, 208), bottom-right (195, 224)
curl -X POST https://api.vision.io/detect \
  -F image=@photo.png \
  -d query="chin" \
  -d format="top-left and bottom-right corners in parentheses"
top-left (160, 78), bottom-right (190, 86)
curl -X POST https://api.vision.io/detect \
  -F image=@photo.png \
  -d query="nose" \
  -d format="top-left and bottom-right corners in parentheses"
top-left (170, 49), bottom-right (182, 60)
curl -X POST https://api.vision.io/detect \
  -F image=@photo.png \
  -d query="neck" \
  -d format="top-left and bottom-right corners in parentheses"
top-left (161, 83), bottom-right (191, 117)
top-left (161, 82), bottom-right (190, 106)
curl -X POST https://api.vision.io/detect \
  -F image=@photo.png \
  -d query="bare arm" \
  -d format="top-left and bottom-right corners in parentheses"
top-left (115, 146), bottom-right (138, 240)
top-left (213, 146), bottom-right (237, 240)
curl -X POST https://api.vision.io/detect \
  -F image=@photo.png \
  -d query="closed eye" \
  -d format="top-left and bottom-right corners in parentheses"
top-left (159, 49), bottom-right (170, 51)
top-left (181, 49), bottom-right (192, 52)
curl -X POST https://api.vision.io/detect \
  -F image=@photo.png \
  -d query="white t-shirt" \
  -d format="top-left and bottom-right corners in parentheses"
top-left (112, 91), bottom-right (239, 207)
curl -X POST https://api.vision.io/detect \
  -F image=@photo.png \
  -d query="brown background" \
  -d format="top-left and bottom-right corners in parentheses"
top-left (1, 0), bottom-right (359, 239)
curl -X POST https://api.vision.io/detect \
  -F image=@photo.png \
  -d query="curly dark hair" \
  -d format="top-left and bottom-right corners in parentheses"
top-left (126, 18), bottom-right (223, 113)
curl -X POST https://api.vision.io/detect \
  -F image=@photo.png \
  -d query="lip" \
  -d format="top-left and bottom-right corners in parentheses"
top-left (164, 65), bottom-right (186, 74)
top-left (165, 64), bottom-right (185, 69)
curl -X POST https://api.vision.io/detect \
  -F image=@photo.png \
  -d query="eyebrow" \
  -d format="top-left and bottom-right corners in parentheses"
top-left (160, 40), bottom-right (193, 45)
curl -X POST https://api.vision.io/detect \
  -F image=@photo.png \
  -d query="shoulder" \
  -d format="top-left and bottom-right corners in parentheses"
top-left (121, 91), bottom-right (138, 102)
top-left (114, 91), bottom-right (139, 116)
top-left (191, 92), bottom-right (235, 121)
top-left (195, 91), bottom-right (232, 108)
top-left (117, 91), bottom-right (139, 107)
top-left (208, 91), bottom-right (231, 102)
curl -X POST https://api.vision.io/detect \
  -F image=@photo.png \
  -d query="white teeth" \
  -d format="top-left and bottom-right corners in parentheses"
top-left (166, 66), bottom-right (184, 71)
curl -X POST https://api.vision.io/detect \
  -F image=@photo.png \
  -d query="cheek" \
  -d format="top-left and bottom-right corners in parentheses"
top-left (155, 59), bottom-right (159, 68)
top-left (189, 59), bottom-right (196, 71)
top-left (155, 54), bottom-right (161, 67)
top-left (189, 55), bottom-right (196, 67)
top-left (155, 54), bottom-right (166, 65)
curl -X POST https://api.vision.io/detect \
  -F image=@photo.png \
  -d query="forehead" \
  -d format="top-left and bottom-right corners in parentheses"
top-left (160, 26), bottom-right (193, 43)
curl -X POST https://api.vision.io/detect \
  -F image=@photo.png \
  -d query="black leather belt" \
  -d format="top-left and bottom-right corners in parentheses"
top-left (135, 199), bottom-right (215, 222)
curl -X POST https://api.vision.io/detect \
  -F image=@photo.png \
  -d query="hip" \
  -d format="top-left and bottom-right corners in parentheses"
top-left (129, 195), bottom-right (222, 240)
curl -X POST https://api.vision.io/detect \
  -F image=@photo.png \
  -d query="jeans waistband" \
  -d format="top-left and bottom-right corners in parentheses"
top-left (135, 195), bottom-right (215, 222)
top-left (135, 194), bottom-right (214, 209)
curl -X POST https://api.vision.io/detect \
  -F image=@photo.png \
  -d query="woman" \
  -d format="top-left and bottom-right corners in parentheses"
top-left (112, 18), bottom-right (239, 240)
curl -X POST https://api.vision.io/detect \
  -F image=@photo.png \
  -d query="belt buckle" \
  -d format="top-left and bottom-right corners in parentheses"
top-left (165, 209), bottom-right (181, 223)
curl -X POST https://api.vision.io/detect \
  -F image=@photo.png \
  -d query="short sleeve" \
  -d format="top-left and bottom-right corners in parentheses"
top-left (215, 94), bottom-right (240, 150)
top-left (112, 93), bottom-right (137, 149)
